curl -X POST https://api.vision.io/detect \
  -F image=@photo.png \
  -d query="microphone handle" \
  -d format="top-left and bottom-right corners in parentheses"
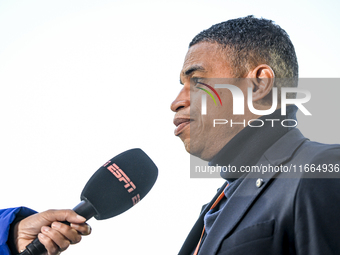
top-left (19, 200), bottom-right (97, 255)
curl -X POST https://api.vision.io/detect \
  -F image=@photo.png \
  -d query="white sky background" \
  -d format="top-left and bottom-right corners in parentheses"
top-left (0, 0), bottom-right (339, 254)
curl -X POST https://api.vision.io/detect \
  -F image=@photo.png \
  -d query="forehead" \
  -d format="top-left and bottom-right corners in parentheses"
top-left (180, 42), bottom-right (231, 81)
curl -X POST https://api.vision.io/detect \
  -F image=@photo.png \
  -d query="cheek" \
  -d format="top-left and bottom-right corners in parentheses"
top-left (191, 115), bottom-right (212, 139)
top-left (213, 92), bottom-right (235, 118)
top-left (190, 94), bottom-right (204, 120)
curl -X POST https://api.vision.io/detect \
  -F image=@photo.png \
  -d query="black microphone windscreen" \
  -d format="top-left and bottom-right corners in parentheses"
top-left (80, 148), bottom-right (158, 220)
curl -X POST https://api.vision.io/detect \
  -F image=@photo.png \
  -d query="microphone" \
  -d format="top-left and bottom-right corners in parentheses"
top-left (19, 148), bottom-right (158, 255)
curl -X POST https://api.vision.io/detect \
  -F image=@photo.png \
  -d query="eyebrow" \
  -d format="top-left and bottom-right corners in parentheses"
top-left (180, 65), bottom-right (206, 85)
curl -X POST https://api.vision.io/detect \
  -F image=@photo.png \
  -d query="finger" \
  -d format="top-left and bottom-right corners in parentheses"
top-left (38, 233), bottom-right (60, 255)
top-left (41, 209), bottom-right (86, 224)
top-left (51, 222), bottom-right (82, 245)
top-left (41, 226), bottom-right (71, 252)
top-left (70, 223), bottom-right (92, 236)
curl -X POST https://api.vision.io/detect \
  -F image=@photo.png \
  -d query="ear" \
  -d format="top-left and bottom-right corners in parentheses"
top-left (246, 64), bottom-right (275, 102)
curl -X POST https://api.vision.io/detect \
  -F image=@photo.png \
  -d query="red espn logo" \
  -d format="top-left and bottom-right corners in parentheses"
top-left (107, 163), bottom-right (141, 205)
top-left (107, 163), bottom-right (136, 193)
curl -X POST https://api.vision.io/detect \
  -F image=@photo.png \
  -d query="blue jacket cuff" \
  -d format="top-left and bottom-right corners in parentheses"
top-left (0, 207), bottom-right (37, 255)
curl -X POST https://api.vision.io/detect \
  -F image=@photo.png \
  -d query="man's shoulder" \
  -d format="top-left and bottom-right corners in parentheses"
top-left (294, 135), bottom-right (340, 162)
top-left (273, 128), bottom-right (340, 162)
top-left (262, 128), bottom-right (340, 179)
top-left (301, 137), bottom-right (340, 151)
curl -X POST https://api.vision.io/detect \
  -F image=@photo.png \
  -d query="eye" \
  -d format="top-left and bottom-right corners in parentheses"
top-left (191, 77), bottom-right (204, 87)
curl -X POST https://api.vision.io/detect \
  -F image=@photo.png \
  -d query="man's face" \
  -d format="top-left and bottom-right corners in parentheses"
top-left (171, 42), bottom-right (252, 161)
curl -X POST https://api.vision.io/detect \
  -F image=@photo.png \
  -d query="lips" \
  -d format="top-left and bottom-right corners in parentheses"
top-left (174, 117), bottom-right (191, 136)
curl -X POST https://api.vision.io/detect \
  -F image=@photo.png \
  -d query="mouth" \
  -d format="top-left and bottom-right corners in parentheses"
top-left (174, 117), bottom-right (191, 136)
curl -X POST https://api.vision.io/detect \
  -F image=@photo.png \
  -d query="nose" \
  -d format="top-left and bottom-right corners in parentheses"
top-left (171, 86), bottom-right (190, 112)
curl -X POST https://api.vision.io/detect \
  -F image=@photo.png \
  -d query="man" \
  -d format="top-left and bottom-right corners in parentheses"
top-left (171, 15), bottom-right (340, 255)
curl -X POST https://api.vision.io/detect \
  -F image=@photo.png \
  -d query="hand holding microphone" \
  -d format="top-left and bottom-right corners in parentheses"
top-left (14, 209), bottom-right (91, 255)
top-left (16, 148), bottom-right (158, 255)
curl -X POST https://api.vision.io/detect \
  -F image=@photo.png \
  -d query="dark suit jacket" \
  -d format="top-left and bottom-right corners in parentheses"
top-left (179, 128), bottom-right (340, 255)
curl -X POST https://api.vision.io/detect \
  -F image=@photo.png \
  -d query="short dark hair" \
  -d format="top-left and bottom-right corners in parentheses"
top-left (189, 15), bottom-right (298, 81)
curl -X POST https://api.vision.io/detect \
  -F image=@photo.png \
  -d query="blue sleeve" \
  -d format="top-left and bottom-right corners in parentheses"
top-left (0, 207), bottom-right (37, 255)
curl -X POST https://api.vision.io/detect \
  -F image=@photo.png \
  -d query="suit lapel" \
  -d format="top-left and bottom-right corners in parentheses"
top-left (178, 181), bottom-right (229, 255)
top-left (198, 170), bottom-right (277, 254)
